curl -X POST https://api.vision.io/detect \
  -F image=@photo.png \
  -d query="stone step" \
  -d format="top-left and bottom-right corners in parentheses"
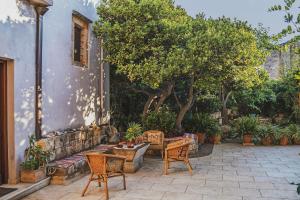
top-left (0, 177), bottom-right (50, 200)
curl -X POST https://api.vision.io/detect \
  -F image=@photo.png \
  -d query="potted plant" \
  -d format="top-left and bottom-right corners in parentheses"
top-left (274, 127), bottom-right (290, 146)
top-left (256, 124), bottom-right (274, 145)
top-left (207, 121), bottom-right (222, 144)
top-left (185, 113), bottom-right (217, 144)
top-left (235, 116), bottom-right (258, 145)
top-left (20, 135), bottom-right (50, 183)
top-left (125, 122), bottom-right (143, 148)
top-left (290, 124), bottom-right (300, 145)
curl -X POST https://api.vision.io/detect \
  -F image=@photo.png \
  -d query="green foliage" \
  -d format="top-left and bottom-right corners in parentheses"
top-left (234, 80), bottom-right (277, 116)
top-left (125, 122), bottom-right (143, 142)
top-left (256, 124), bottom-right (275, 138)
top-left (20, 135), bottom-right (50, 170)
top-left (272, 126), bottom-right (291, 141)
top-left (234, 116), bottom-right (258, 136)
top-left (142, 106), bottom-right (176, 136)
top-left (94, 0), bottom-right (190, 89)
top-left (194, 94), bottom-right (221, 113)
top-left (110, 65), bottom-right (145, 131)
top-left (183, 112), bottom-right (219, 134)
top-left (289, 124), bottom-right (300, 140)
top-left (269, 0), bottom-right (300, 43)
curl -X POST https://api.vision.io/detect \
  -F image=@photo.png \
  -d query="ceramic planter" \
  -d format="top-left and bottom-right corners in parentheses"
top-left (209, 135), bottom-right (221, 144)
top-left (261, 136), bottom-right (272, 146)
top-left (21, 168), bottom-right (46, 183)
top-left (196, 132), bottom-right (206, 144)
top-left (127, 141), bottom-right (135, 148)
top-left (280, 136), bottom-right (289, 146)
top-left (243, 134), bottom-right (253, 144)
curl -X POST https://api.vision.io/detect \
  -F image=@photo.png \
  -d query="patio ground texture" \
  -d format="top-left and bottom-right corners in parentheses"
top-left (24, 143), bottom-right (300, 200)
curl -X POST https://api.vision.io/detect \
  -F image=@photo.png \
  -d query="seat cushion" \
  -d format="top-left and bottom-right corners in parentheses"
top-left (47, 153), bottom-right (89, 177)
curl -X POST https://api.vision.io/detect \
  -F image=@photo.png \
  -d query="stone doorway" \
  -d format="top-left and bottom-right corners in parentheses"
top-left (0, 60), bottom-right (8, 185)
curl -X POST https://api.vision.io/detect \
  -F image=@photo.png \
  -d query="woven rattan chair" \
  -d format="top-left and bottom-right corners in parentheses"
top-left (82, 152), bottom-right (126, 200)
top-left (143, 130), bottom-right (165, 159)
top-left (164, 139), bottom-right (193, 175)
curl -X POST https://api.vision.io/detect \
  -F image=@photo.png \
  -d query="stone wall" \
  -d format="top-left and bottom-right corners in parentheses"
top-left (264, 43), bottom-right (300, 79)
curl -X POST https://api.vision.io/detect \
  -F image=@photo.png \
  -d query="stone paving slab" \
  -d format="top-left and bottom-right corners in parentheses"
top-left (23, 144), bottom-right (300, 200)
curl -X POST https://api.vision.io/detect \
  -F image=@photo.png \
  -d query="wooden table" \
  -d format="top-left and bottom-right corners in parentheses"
top-left (112, 143), bottom-right (150, 173)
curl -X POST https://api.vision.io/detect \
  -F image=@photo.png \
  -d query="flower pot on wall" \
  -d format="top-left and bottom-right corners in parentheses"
top-left (280, 136), bottom-right (289, 146)
top-left (21, 168), bottom-right (46, 183)
top-left (196, 132), bottom-right (206, 144)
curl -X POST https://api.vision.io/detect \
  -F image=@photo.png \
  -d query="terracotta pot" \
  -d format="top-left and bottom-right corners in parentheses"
top-left (280, 136), bottom-right (289, 146)
top-left (135, 136), bottom-right (144, 144)
top-left (261, 136), bottom-right (272, 146)
top-left (127, 141), bottom-right (135, 148)
top-left (209, 135), bottom-right (221, 144)
top-left (243, 134), bottom-right (252, 144)
top-left (293, 138), bottom-right (300, 145)
top-left (196, 132), bottom-right (206, 144)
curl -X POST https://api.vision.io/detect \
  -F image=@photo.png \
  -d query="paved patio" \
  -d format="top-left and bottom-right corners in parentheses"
top-left (24, 143), bottom-right (300, 200)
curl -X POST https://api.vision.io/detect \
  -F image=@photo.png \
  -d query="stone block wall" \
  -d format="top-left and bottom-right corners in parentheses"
top-left (37, 126), bottom-right (105, 162)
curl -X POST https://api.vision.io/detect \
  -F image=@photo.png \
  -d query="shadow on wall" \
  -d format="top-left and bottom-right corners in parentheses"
top-left (0, 0), bottom-right (104, 152)
top-left (40, 0), bottom-right (104, 134)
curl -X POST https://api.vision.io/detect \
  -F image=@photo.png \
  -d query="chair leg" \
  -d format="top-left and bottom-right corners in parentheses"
top-left (104, 176), bottom-right (109, 200)
top-left (164, 160), bottom-right (168, 175)
top-left (81, 173), bottom-right (93, 197)
top-left (161, 150), bottom-right (164, 160)
top-left (185, 160), bottom-right (193, 175)
top-left (97, 175), bottom-right (102, 187)
top-left (122, 173), bottom-right (126, 190)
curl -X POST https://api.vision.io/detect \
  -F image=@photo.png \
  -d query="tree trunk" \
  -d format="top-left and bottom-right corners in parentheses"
top-left (154, 83), bottom-right (174, 112)
top-left (221, 89), bottom-right (232, 125)
top-left (142, 94), bottom-right (156, 117)
top-left (175, 76), bottom-right (194, 132)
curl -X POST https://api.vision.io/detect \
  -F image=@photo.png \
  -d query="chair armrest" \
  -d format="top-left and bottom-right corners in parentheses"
top-left (105, 154), bottom-right (127, 160)
top-left (166, 143), bottom-right (190, 151)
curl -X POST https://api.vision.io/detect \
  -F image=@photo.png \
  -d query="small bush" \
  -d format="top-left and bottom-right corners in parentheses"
top-left (142, 106), bottom-right (176, 137)
top-left (234, 116), bottom-right (258, 136)
top-left (184, 113), bottom-right (219, 135)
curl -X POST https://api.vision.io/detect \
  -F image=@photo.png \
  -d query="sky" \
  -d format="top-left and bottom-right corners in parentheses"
top-left (175, 0), bottom-right (295, 35)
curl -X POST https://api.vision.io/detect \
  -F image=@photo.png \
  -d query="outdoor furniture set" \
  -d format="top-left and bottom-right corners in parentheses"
top-left (37, 128), bottom-right (194, 200)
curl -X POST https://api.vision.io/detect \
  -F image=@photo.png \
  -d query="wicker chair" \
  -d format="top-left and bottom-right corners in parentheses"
top-left (143, 130), bottom-right (165, 159)
top-left (164, 139), bottom-right (193, 175)
top-left (82, 152), bottom-right (126, 200)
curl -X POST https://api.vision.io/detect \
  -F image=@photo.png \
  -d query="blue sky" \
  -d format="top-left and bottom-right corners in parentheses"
top-left (175, 0), bottom-right (291, 35)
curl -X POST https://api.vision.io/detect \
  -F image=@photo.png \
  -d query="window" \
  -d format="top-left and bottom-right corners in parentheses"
top-left (72, 12), bottom-right (91, 67)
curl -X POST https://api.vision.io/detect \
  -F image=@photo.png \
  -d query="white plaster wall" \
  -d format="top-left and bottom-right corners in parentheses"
top-left (0, 0), bottom-right (109, 181)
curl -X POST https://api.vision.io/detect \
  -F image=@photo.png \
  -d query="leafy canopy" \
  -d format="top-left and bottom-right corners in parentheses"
top-left (94, 0), bottom-right (191, 89)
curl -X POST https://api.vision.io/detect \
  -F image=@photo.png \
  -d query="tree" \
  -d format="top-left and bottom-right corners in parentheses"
top-left (94, 0), bottom-right (191, 117)
top-left (220, 66), bottom-right (269, 124)
top-left (173, 17), bottom-right (269, 130)
top-left (269, 0), bottom-right (300, 43)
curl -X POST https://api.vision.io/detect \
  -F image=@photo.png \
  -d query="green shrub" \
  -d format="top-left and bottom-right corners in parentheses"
top-left (184, 113), bottom-right (218, 134)
top-left (273, 126), bottom-right (290, 142)
top-left (234, 116), bottom-right (258, 136)
top-left (289, 124), bottom-right (300, 140)
top-left (256, 124), bottom-right (273, 138)
top-left (142, 106), bottom-right (176, 136)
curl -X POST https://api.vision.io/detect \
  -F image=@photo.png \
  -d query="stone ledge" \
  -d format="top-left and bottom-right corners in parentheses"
top-left (0, 177), bottom-right (50, 200)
